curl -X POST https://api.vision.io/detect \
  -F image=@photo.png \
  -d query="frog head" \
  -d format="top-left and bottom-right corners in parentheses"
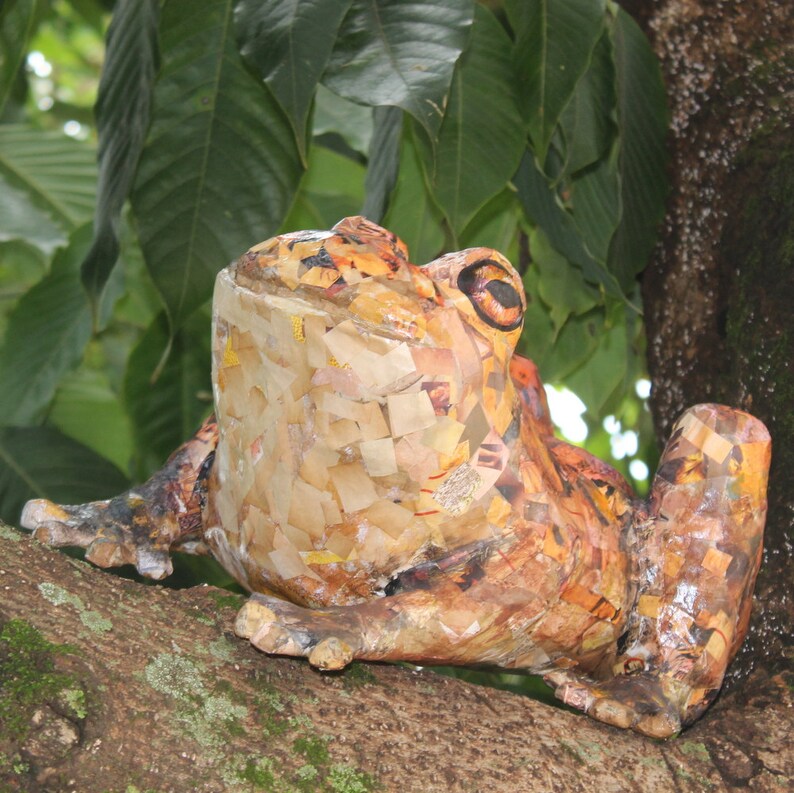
top-left (226, 215), bottom-right (526, 410)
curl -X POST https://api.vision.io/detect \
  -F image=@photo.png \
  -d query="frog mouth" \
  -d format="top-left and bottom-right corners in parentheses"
top-left (232, 271), bottom-right (438, 347)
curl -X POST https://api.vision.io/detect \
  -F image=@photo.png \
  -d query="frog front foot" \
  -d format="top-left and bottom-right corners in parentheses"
top-left (21, 494), bottom-right (178, 579)
top-left (20, 416), bottom-right (218, 580)
top-left (234, 576), bottom-right (505, 672)
top-left (234, 593), bottom-right (369, 670)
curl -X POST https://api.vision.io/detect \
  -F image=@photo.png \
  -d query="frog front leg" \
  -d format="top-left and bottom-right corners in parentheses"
top-left (20, 416), bottom-right (218, 579)
top-left (234, 575), bottom-right (514, 672)
top-left (545, 403), bottom-right (771, 737)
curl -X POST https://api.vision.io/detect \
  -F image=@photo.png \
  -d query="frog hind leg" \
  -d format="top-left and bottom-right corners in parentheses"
top-left (545, 403), bottom-right (771, 737)
top-left (20, 415), bottom-right (218, 580)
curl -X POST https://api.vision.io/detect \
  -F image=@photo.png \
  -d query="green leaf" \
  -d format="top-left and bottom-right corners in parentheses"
top-left (568, 146), bottom-right (621, 264)
top-left (558, 31), bottom-right (614, 175)
top-left (519, 266), bottom-right (600, 381)
top-left (0, 426), bottom-right (129, 526)
top-left (0, 225), bottom-right (94, 426)
top-left (235, 0), bottom-right (353, 158)
top-left (382, 126), bottom-right (444, 265)
top-left (507, 0), bottom-right (606, 160)
top-left (49, 367), bottom-right (134, 475)
top-left (531, 227), bottom-right (599, 332)
top-left (427, 4), bottom-right (525, 237)
top-left (0, 0), bottom-right (37, 116)
top-left (363, 105), bottom-right (402, 222)
top-left (565, 309), bottom-right (628, 416)
top-left (514, 149), bottom-right (620, 296)
top-left (458, 189), bottom-right (519, 257)
top-left (282, 145), bottom-right (366, 231)
top-left (312, 84), bottom-right (373, 156)
top-left (80, 0), bottom-right (160, 305)
top-left (323, 0), bottom-right (474, 139)
top-left (607, 8), bottom-right (668, 286)
top-left (124, 312), bottom-right (212, 474)
top-left (0, 175), bottom-right (66, 253)
top-left (0, 125), bottom-right (96, 236)
top-left (131, 0), bottom-right (303, 328)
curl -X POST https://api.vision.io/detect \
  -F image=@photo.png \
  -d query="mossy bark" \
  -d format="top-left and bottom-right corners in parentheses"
top-left (639, 0), bottom-right (794, 680)
top-left (1, 526), bottom-right (793, 793)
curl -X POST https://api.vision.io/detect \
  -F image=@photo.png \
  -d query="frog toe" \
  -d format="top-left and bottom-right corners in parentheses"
top-left (84, 537), bottom-right (173, 579)
top-left (234, 594), bottom-right (279, 640)
top-left (308, 637), bottom-right (354, 670)
top-left (251, 621), bottom-right (310, 656)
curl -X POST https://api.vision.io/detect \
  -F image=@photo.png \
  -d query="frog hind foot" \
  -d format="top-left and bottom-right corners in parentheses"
top-left (544, 668), bottom-right (683, 738)
top-left (20, 415), bottom-right (218, 580)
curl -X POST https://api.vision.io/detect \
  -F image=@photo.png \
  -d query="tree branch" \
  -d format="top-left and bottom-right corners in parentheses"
top-left (1, 526), bottom-right (791, 792)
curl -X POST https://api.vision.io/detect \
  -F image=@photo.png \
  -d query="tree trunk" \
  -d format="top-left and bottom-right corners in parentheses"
top-left (637, 0), bottom-right (794, 678)
top-left (1, 526), bottom-right (792, 793)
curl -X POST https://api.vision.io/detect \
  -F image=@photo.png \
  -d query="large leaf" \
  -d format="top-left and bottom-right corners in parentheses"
top-left (281, 145), bottom-right (366, 232)
top-left (606, 8), bottom-right (668, 287)
top-left (0, 240), bottom-right (47, 346)
top-left (80, 0), bottom-right (160, 304)
top-left (235, 0), bottom-right (353, 158)
top-left (0, 176), bottom-right (66, 253)
top-left (565, 309), bottom-right (629, 416)
top-left (0, 225), bottom-right (95, 426)
top-left (519, 266), bottom-right (600, 381)
top-left (568, 146), bottom-right (621, 264)
top-left (507, 0), bottom-right (605, 161)
top-left (131, 0), bottom-right (303, 328)
top-left (49, 367), bottom-right (134, 475)
top-left (312, 84), bottom-right (373, 156)
top-left (514, 149), bottom-right (621, 297)
top-left (382, 126), bottom-right (444, 265)
top-left (362, 105), bottom-right (402, 222)
top-left (458, 189), bottom-right (520, 256)
top-left (124, 312), bottom-right (212, 474)
top-left (531, 228), bottom-right (599, 333)
top-left (0, 125), bottom-right (96, 237)
top-left (426, 4), bottom-right (525, 237)
top-left (558, 31), bottom-right (614, 176)
top-left (0, 426), bottom-right (129, 525)
top-left (323, 0), bottom-right (474, 139)
top-left (0, 0), bottom-right (37, 116)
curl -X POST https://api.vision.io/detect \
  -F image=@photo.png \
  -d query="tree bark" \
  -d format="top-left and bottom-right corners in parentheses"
top-left (1, 526), bottom-right (792, 793)
top-left (637, 0), bottom-right (794, 677)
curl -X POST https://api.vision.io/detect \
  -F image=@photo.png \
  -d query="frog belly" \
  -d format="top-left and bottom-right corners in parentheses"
top-left (210, 270), bottom-right (497, 605)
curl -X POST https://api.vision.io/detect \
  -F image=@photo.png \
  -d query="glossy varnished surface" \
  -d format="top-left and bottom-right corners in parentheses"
top-left (22, 217), bottom-right (770, 736)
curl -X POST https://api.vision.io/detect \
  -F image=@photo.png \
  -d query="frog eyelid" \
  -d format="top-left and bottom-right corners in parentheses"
top-left (457, 259), bottom-right (524, 332)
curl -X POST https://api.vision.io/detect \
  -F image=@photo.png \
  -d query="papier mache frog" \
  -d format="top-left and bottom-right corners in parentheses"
top-left (22, 216), bottom-right (771, 738)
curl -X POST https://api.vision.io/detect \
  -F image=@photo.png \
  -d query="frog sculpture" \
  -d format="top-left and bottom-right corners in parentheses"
top-left (22, 217), bottom-right (771, 738)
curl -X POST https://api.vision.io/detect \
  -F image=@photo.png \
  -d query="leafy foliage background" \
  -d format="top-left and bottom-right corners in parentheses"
top-left (0, 0), bottom-right (667, 605)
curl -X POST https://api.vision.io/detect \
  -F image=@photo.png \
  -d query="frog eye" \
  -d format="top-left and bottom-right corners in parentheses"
top-left (457, 259), bottom-right (524, 331)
